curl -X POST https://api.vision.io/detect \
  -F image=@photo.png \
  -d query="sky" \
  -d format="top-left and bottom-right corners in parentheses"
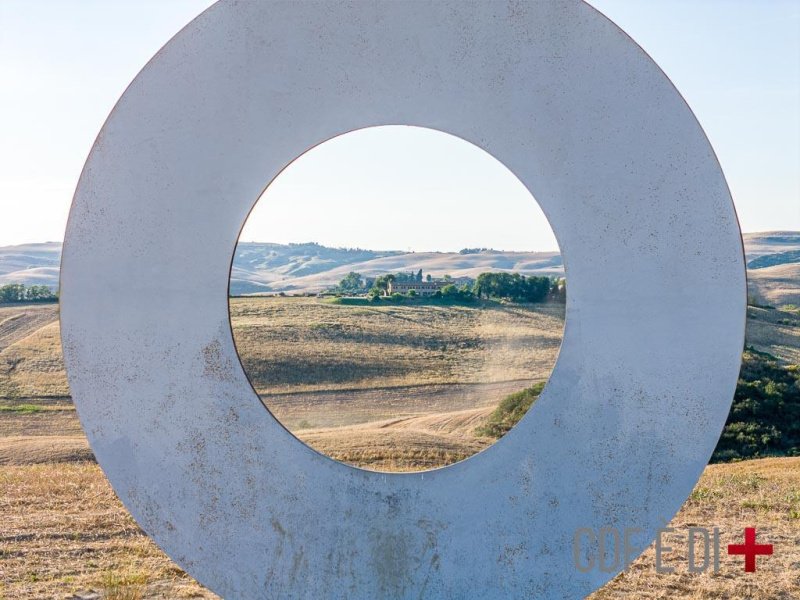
top-left (1, 1), bottom-right (798, 252)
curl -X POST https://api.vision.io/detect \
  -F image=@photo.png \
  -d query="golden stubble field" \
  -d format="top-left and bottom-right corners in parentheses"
top-left (2, 459), bottom-right (798, 599)
top-left (231, 296), bottom-right (564, 469)
top-left (0, 298), bottom-right (566, 471)
top-left (1, 297), bottom-right (799, 598)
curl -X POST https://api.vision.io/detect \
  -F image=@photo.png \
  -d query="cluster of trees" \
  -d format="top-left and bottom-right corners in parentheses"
top-left (392, 269), bottom-right (425, 283)
top-left (333, 270), bottom-right (566, 304)
top-left (0, 284), bottom-right (58, 304)
top-left (434, 283), bottom-right (475, 302)
top-left (473, 272), bottom-right (554, 303)
top-left (333, 271), bottom-right (368, 294)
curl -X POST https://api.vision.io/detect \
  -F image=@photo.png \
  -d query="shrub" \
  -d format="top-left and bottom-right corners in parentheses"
top-left (711, 349), bottom-right (800, 462)
top-left (476, 382), bottom-right (546, 438)
top-left (0, 404), bottom-right (43, 414)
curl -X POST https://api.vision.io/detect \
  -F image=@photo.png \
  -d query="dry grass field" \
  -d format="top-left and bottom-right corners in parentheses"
top-left (1, 459), bottom-right (798, 599)
top-left (230, 297), bottom-right (563, 392)
top-left (0, 304), bottom-right (66, 399)
top-left (746, 305), bottom-right (800, 365)
top-left (748, 263), bottom-right (800, 309)
top-left (231, 296), bottom-right (564, 468)
top-left (1, 297), bottom-right (800, 598)
top-left (589, 458), bottom-right (800, 600)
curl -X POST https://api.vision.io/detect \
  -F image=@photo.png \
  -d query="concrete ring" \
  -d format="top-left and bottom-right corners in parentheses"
top-left (61, 1), bottom-right (746, 598)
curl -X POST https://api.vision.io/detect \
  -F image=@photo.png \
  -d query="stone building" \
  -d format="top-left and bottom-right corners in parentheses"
top-left (386, 277), bottom-right (474, 296)
top-left (386, 280), bottom-right (443, 296)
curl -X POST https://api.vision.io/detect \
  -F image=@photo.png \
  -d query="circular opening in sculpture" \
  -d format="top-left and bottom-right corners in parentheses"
top-left (229, 126), bottom-right (565, 472)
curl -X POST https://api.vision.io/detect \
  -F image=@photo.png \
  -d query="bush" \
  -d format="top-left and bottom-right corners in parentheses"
top-left (711, 348), bottom-right (800, 462)
top-left (475, 382), bottom-right (546, 438)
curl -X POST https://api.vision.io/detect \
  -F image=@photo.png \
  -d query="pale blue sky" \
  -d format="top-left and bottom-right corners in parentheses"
top-left (1, 1), bottom-right (797, 251)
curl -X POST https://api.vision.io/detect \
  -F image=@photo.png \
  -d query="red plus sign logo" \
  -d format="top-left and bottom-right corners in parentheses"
top-left (728, 527), bottom-right (773, 572)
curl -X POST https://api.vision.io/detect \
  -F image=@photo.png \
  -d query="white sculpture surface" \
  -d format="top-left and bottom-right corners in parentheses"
top-left (61, 1), bottom-right (746, 597)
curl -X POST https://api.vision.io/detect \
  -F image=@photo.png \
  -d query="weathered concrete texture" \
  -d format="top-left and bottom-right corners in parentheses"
top-left (60, 1), bottom-right (746, 598)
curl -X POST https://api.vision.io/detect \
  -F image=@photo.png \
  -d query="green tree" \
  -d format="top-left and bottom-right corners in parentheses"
top-left (550, 278), bottom-right (566, 303)
top-left (473, 272), bottom-right (552, 302)
top-left (338, 272), bottom-right (363, 293)
top-left (435, 283), bottom-right (475, 303)
top-left (371, 275), bottom-right (387, 294)
top-left (370, 273), bottom-right (396, 296)
top-left (27, 285), bottom-right (53, 300)
top-left (0, 284), bottom-right (20, 303)
top-left (0, 284), bottom-right (56, 304)
top-left (439, 284), bottom-right (457, 297)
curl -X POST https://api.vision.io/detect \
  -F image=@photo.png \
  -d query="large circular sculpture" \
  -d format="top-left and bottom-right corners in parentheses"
top-left (60, 1), bottom-right (746, 598)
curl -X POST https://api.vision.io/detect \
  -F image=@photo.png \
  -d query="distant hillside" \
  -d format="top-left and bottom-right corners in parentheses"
top-left (747, 249), bottom-right (800, 270)
top-left (742, 231), bottom-right (800, 253)
top-left (235, 249), bottom-right (564, 295)
top-left (1, 232), bottom-right (798, 297)
top-left (748, 263), bottom-right (800, 308)
top-left (0, 241), bottom-right (563, 295)
top-left (739, 233), bottom-right (800, 307)
top-left (0, 243), bottom-right (61, 289)
top-left (230, 242), bottom-right (403, 295)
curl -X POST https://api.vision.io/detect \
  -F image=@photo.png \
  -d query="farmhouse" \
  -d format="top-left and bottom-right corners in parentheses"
top-left (387, 280), bottom-right (443, 296)
top-left (386, 277), bottom-right (473, 296)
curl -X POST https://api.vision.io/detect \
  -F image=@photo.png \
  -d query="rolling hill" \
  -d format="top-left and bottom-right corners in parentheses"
top-left (747, 262), bottom-right (800, 308)
top-left (1, 233), bottom-right (799, 598)
top-left (230, 242), bottom-right (403, 294)
top-left (742, 230), bottom-right (800, 263)
top-left (0, 240), bottom-right (563, 295)
top-left (4, 231), bottom-right (798, 297)
top-left (0, 242), bottom-right (61, 288)
top-left (234, 248), bottom-right (564, 295)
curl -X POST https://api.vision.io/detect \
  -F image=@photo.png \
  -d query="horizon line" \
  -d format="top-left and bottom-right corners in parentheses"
top-left (0, 229), bottom-right (797, 252)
